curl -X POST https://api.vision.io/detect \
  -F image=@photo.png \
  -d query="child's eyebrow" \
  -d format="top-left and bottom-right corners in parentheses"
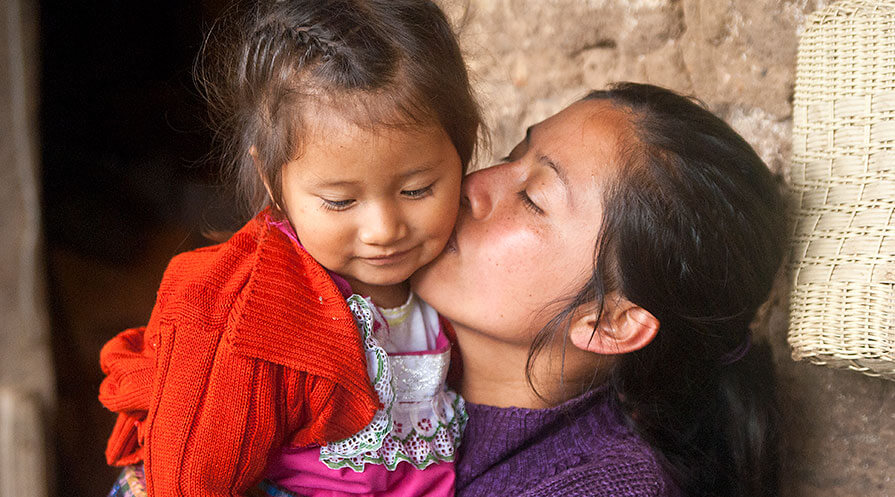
top-left (311, 164), bottom-right (439, 188)
top-left (313, 179), bottom-right (361, 187)
top-left (399, 163), bottom-right (438, 178)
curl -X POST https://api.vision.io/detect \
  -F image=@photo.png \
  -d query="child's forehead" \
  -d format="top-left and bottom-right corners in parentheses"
top-left (284, 116), bottom-right (457, 188)
top-left (298, 114), bottom-right (451, 159)
top-left (296, 90), bottom-right (439, 138)
top-left (302, 111), bottom-right (430, 142)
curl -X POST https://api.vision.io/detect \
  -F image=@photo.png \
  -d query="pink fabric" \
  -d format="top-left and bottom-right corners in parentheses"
top-left (265, 324), bottom-right (457, 496)
top-left (266, 448), bottom-right (455, 497)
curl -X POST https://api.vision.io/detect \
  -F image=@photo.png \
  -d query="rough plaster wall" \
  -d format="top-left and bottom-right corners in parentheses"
top-left (441, 0), bottom-right (895, 495)
top-left (0, 0), bottom-right (53, 413)
top-left (0, 0), bottom-right (53, 494)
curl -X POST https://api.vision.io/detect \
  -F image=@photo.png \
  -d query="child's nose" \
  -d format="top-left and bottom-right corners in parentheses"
top-left (359, 203), bottom-right (407, 246)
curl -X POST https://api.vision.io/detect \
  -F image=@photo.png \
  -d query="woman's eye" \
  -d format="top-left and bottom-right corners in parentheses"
top-left (401, 184), bottom-right (434, 199)
top-left (517, 190), bottom-right (544, 215)
top-left (321, 198), bottom-right (355, 211)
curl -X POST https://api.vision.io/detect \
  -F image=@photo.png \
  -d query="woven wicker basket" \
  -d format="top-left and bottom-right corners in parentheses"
top-left (789, 0), bottom-right (895, 380)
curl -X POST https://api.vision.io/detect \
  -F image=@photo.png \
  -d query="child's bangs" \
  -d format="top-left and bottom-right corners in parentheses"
top-left (303, 74), bottom-right (440, 136)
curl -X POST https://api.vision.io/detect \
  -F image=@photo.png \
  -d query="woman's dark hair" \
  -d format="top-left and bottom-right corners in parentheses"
top-left (197, 0), bottom-right (482, 215)
top-left (530, 82), bottom-right (786, 497)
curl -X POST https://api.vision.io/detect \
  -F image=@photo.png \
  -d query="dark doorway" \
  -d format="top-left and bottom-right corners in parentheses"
top-left (40, 1), bottom-right (233, 495)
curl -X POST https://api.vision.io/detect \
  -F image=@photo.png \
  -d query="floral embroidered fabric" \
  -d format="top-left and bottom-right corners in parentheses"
top-left (318, 295), bottom-right (467, 471)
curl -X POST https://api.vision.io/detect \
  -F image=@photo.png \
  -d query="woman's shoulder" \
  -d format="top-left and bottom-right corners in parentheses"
top-left (459, 389), bottom-right (680, 497)
top-left (530, 396), bottom-right (678, 497)
top-left (518, 453), bottom-right (678, 497)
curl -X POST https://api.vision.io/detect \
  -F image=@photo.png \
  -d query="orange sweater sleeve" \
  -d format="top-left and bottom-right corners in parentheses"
top-left (99, 326), bottom-right (155, 466)
top-left (143, 326), bottom-right (372, 497)
top-left (286, 373), bottom-right (374, 447)
top-left (143, 322), bottom-right (283, 497)
top-left (99, 214), bottom-right (378, 497)
top-left (100, 321), bottom-right (364, 496)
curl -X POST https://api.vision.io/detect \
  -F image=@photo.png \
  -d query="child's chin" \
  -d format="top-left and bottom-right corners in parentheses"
top-left (362, 271), bottom-right (414, 288)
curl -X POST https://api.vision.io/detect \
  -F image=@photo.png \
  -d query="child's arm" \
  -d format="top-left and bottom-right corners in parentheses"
top-left (138, 319), bottom-right (283, 497)
top-left (98, 254), bottom-right (281, 496)
top-left (139, 323), bottom-right (377, 497)
top-left (99, 218), bottom-right (379, 496)
top-left (100, 324), bottom-right (364, 496)
top-left (99, 326), bottom-right (154, 466)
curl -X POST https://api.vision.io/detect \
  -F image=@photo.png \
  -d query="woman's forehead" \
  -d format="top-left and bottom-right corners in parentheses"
top-left (532, 99), bottom-right (632, 179)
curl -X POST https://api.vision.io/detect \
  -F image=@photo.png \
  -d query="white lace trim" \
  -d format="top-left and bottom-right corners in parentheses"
top-left (318, 294), bottom-right (467, 472)
top-left (318, 295), bottom-right (395, 459)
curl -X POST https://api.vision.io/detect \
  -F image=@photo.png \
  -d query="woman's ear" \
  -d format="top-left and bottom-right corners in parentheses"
top-left (569, 294), bottom-right (659, 355)
top-left (249, 146), bottom-right (280, 210)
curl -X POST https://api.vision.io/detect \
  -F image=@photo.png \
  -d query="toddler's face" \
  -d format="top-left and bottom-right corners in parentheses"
top-left (280, 112), bottom-right (462, 300)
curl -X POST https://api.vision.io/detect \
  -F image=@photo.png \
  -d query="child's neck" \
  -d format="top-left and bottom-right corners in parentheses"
top-left (346, 279), bottom-right (410, 308)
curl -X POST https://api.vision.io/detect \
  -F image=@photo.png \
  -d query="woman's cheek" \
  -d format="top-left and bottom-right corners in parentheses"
top-left (486, 225), bottom-right (543, 272)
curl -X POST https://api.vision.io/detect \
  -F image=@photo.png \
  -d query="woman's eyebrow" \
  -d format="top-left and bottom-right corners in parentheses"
top-left (527, 125), bottom-right (570, 189)
top-left (538, 154), bottom-right (569, 188)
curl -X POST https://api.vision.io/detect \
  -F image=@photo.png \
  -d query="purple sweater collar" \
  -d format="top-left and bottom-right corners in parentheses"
top-left (460, 386), bottom-right (613, 463)
top-left (457, 386), bottom-right (677, 497)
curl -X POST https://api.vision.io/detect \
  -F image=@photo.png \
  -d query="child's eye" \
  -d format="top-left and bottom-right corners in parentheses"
top-left (401, 184), bottom-right (434, 199)
top-left (321, 198), bottom-right (355, 211)
top-left (516, 190), bottom-right (544, 215)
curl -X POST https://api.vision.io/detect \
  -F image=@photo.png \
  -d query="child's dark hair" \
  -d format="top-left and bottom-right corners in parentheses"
top-left (529, 83), bottom-right (785, 497)
top-left (197, 0), bottom-right (483, 215)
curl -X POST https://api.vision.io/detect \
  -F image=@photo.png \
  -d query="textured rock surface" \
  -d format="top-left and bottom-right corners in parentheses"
top-left (442, 0), bottom-right (895, 495)
top-left (0, 0), bottom-right (53, 495)
top-left (0, 0), bottom-right (52, 408)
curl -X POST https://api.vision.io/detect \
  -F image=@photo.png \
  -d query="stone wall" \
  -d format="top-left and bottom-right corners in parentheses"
top-left (442, 0), bottom-right (895, 495)
top-left (0, 0), bottom-right (53, 495)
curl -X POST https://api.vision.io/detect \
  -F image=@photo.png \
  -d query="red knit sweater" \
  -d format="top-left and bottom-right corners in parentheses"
top-left (98, 211), bottom-right (379, 497)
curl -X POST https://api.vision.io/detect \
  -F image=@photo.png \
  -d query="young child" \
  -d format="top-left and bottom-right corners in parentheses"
top-left (98, 1), bottom-right (482, 496)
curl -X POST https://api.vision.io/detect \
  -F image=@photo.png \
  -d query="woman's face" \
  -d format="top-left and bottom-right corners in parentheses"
top-left (412, 99), bottom-right (631, 344)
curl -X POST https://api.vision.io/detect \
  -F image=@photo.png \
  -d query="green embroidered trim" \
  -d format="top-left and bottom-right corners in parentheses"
top-left (319, 295), bottom-right (395, 459)
top-left (321, 392), bottom-right (468, 472)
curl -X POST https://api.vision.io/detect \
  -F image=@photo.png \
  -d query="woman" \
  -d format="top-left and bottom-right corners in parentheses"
top-left (413, 82), bottom-right (785, 497)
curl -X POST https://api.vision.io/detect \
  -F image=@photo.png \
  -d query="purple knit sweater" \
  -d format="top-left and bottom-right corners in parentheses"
top-left (456, 387), bottom-right (680, 497)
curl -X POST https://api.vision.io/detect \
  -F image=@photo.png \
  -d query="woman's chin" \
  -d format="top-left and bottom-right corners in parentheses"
top-left (410, 258), bottom-right (437, 292)
top-left (410, 252), bottom-right (452, 303)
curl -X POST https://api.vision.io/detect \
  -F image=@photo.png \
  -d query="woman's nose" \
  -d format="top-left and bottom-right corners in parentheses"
top-left (359, 203), bottom-right (407, 246)
top-left (462, 163), bottom-right (507, 220)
